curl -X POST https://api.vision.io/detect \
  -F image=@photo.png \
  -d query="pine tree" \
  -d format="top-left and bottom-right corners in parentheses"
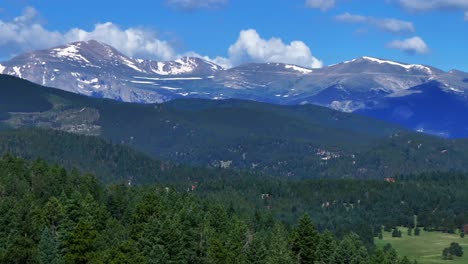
top-left (290, 214), bottom-right (320, 264)
top-left (38, 227), bottom-right (62, 264)
top-left (316, 230), bottom-right (337, 264)
top-left (43, 197), bottom-right (65, 233)
top-left (62, 220), bottom-right (98, 264)
top-left (245, 233), bottom-right (267, 264)
top-left (266, 224), bottom-right (294, 264)
top-left (333, 233), bottom-right (368, 264)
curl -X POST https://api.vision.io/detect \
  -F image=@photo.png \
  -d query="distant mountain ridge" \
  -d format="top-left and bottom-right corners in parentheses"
top-left (2, 40), bottom-right (468, 137)
top-left (4, 74), bottom-right (468, 179)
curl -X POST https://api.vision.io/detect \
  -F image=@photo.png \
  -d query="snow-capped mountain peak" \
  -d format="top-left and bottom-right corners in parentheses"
top-left (360, 56), bottom-right (434, 74)
top-left (51, 43), bottom-right (92, 65)
top-left (1, 40), bottom-right (467, 130)
top-left (149, 57), bottom-right (224, 76)
top-left (284, 64), bottom-right (313, 74)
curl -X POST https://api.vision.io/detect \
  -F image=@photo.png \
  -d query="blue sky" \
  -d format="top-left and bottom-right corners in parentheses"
top-left (1, 0), bottom-right (467, 71)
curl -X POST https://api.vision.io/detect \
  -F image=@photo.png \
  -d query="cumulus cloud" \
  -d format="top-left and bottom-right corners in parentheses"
top-left (0, 8), bottom-right (323, 69)
top-left (387, 36), bottom-right (430, 54)
top-left (305, 0), bottom-right (336, 11)
top-left (165, 0), bottom-right (227, 10)
top-left (335, 12), bottom-right (415, 33)
top-left (0, 7), bottom-right (176, 61)
top-left (394, 0), bottom-right (468, 11)
top-left (0, 7), bottom-right (64, 56)
top-left (226, 29), bottom-right (323, 68)
top-left (64, 23), bottom-right (176, 61)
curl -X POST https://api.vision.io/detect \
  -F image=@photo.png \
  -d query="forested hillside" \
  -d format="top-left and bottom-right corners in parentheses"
top-left (2, 74), bottom-right (468, 179)
top-left (0, 129), bottom-right (466, 254)
top-left (0, 155), bottom-right (422, 264)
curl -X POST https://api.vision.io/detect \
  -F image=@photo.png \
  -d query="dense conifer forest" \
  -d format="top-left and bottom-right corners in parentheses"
top-left (0, 155), bottom-right (426, 263)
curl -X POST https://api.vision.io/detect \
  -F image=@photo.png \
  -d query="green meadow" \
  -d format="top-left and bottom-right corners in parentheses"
top-left (376, 228), bottom-right (467, 264)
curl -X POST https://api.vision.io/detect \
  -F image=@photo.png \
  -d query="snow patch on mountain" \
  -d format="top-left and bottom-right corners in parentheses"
top-left (119, 56), bottom-right (144, 72)
top-left (160, 86), bottom-right (182, 90)
top-left (52, 45), bottom-right (91, 64)
top-left (134, 76), bottom-right (204, 81)
top-left (330, 100), bottom-right (364, 113)
top-left (130, 80), bottom-right (155, 85)
top-left (149, 57), bottom-right (219, 75)
top-left (0, 64), bottom-right (5, 74)
top-left (362, 56), bottom-right (433, 74)
top-left (12, 66), bottom-right (22, 78)
top-left (386, 89), bottom-right (422, 98)
top-left (285, 64), bottom-right (313, 74)
top-left (78, 78), bottom-right (99, 85)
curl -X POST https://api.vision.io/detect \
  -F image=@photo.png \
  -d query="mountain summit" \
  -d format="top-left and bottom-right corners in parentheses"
top-left (1, 41), bottom-right (468, 137)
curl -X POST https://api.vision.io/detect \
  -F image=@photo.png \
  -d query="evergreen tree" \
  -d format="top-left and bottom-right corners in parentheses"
top-left (43, 196), bottom-right (65, 233)
top-left (265, 223), bottom-right (294, 264)
top-left (62, 220), bottom-right (98, 264)
top-left (290, 214), bottom-right (320, 264)
top-left (139, 214), bottom-right (188, 264)
top-left (333, 233), bottom-right (368, 264)
top-left (245, 233), bottom-right (267, 264)
top-left (448, 242), bottom-right (463, 257)
top-left (316, 230), bottom-right (337, 264)
top-left (38, 227), bottom-right (62, 264)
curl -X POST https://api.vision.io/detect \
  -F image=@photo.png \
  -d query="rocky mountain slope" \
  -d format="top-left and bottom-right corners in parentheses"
top-left (1, 40), bottom-right (468, 137)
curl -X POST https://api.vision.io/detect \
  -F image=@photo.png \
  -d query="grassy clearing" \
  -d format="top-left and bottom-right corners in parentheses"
top-left (376, 227), bottom-right (467, 264)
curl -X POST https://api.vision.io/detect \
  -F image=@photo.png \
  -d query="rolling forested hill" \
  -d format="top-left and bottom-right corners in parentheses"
top-left (2, 74), bottom-right (468, 179)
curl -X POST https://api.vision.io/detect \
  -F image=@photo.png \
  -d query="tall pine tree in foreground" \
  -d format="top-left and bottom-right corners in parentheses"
top-left (291, 214), bottom-right (320, 264)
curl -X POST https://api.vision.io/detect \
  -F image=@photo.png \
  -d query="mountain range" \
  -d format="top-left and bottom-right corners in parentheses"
top-left (1, 40), bottom-right (468, 137)
top-left (3, 74), bottom-right (468, 179)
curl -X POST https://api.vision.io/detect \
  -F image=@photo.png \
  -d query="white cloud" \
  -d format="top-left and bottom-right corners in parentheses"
top-left (305, 0), bottom-right (336, 11)
top-left (387, 36), bottom-right (430, 54)
top-left (64, 23), bottom-right (176, 61)
top-left (0, 7), bottom-right (64, 55)
top-left (335, 13), bottom-right (367, 22)
top-left (166, 0), bottom-right (227, 10)
top-left (0, 7), bottom-right (176, 61)
top-left (394, 0), bottom-right (468, 11)
top-left (182, 51), bottom-right (233, 68)
top-left (226, 29), bottom-right (323, 68)
top-left (335, 12), bottom-right (415, 33)
top-left (0, 8), bottom-right (323, 69)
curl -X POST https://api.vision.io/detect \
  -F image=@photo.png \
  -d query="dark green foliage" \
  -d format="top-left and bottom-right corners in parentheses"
top-left (0, 155), bottom-right (453, 263)
top-left (265, 224), bottom-right (294, 264)
top-left (448, 242), bottom-right (464, 257)
top-left (38, 227), bottom-right (62, 264)
top-left (414, 227), bottom-right (421, 236)
top-left (442, 247), bottom-right (453, 260)
top-left (316, 230), bottom-right (337, 264)
top-left (333, 233), bottom-right (369, 264)
top-left (6, 74), bottom-right (468, 179)
top-left (291, 214), bottom-right (320, 263)
top-left (392, 228), bottom-right (403, 238)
